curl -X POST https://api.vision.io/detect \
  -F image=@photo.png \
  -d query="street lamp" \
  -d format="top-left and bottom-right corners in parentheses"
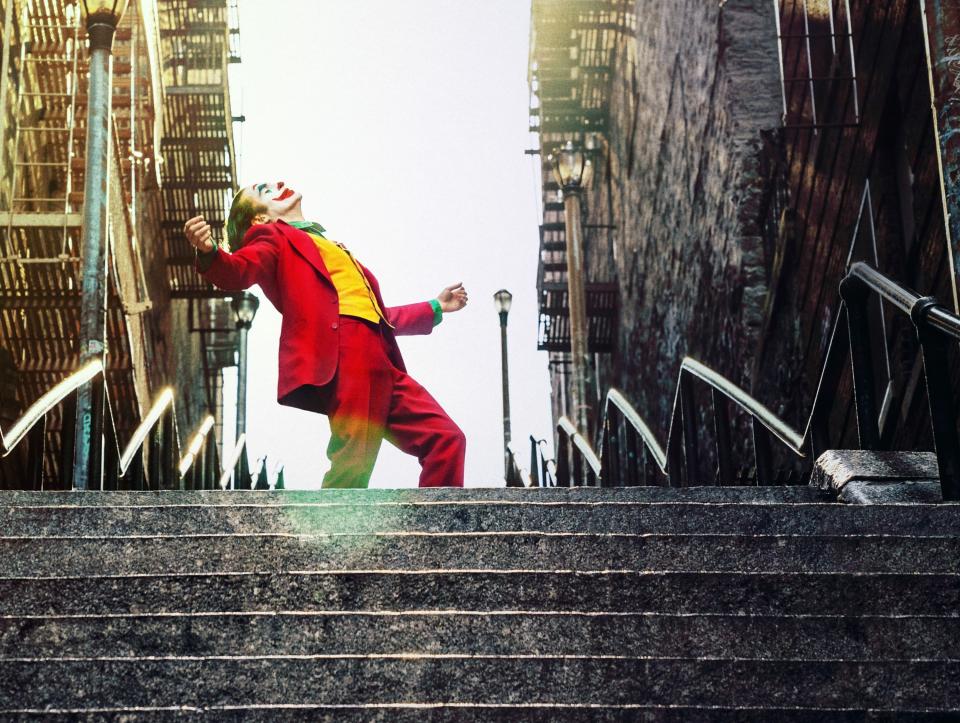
top-left (231, 291), bottom-right (259, 449)
top-left (494, 289), bottom-right (515, 484)
top-left (549, 140), bottom-right (594, 438)
top-left (72, 0), bottom-right (130, 490)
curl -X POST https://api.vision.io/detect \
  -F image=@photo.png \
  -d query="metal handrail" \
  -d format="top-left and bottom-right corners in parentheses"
top-left (0, 359), bottom-right (102, 456)
top-left (556, 261), bottom-right (960, 498)
top-left (118, 388), bottom-right (173, 474)
top-left (219, 432), bottom-right (250, 490)
top-left (555, 415), bottom-right (602, 486)
top-left (177, 415), bottom-right (215, 477)
top-left (0, 358), bottom-right (224, 491)
top-left (682, 359), bottom-right (806, 454)
top-left (506, 440), bottom-right (532, 487)
top-left (605, 387), bottom-right (667, 470)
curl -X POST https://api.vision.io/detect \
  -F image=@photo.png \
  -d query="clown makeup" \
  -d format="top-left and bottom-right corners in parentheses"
top-left (251, 181), bottom-right (303, 220)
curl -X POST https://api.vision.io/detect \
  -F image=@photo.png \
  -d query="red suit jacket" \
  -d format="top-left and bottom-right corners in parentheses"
top-left (197, 219), bottom-right (436, 414)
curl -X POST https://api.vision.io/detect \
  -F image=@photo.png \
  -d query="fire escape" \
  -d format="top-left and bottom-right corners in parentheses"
top-left (0, 0), bottom-right (157, 476)
top-left (529, 1), bottom-right (629, 356)
top-left (529, 0), bottom-right (631, 422)
top-left (0, 0), bottom-right (242, 482)
top-left (157, 0), bottom-right (241, 432)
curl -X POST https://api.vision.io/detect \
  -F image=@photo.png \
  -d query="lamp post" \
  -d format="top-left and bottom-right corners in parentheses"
top-left (494, 289), bottom-right (513, 483)
top-left (73, 0), bottom-right (129, 490)
top-left (231, 291), bottom-right (259, 446)
top-left (549, 140), bottom-right (594, 438)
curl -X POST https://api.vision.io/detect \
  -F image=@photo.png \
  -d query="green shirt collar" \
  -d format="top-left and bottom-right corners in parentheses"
top-left (289, 220), bottom-right (327, 238)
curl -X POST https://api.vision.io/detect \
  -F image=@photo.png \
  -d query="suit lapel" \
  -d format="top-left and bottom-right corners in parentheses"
top-left (276, 220), bottom-right (333, 283)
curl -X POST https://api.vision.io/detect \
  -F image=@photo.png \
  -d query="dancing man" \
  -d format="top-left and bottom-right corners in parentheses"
top-left (184, 181), bottom-right (467, 488)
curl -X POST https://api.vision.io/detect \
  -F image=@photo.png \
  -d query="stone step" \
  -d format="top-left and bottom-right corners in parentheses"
top-left (0, 571), bottom-right (955, 616)
top-left (4, 502), bottom-right (958, 537)
top-left (4, 611), bottom-right (957, 660)
top-left (2, 532), bottom-right (958, 576)
top-left (1, 658), bottom-right (957, 710)
top-left (0, 486), bottom-right (829, 507)
top-left (0, 704), bottom-right (946, 722)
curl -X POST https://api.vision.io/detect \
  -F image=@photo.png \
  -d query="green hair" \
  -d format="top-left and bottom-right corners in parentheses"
top-left (225, 187), bottom-right (268, 252)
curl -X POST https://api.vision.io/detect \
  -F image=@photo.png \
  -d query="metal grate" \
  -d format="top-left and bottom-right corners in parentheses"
top-left (157, 0), bottom-right (239, 299)
top-left (775, 0), bottom-right (860, 130)
top-left (537, 281), bottom-right (618, 353)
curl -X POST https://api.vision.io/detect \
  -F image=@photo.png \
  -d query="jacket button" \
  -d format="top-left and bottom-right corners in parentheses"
top-left (331, 322), bottom-right (338, 330)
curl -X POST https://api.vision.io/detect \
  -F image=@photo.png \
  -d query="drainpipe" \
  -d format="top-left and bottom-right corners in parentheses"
top-left (920, 0), bottom-right (960, 311)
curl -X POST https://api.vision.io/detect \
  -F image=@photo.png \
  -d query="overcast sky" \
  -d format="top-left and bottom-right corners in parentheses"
top-left (225, 0), bottom-right (551, 487)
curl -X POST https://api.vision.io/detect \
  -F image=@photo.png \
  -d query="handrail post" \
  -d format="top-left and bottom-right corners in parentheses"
top-left (712, 388), bottom-right (734, 485)
top-left (128, 445), bottom-right (145, 491)
top-left (912, 297), bottom-right (960, 500)
top-left (86, 374), bottom-right (106, 490)
top-left (26, 416), bottom-right (45, 490)
top-left (529, 436), bottom-right (540, 488)
top-left (601, 408), bottom-right (620, 487)
top-left (839, 278), bottom-right (881, 450)
top-left (626, 425), bottom-right (640, 486)
top-left (58, 391), bottom-right (77, 491)
top-left (555, 433), bottom-right (570, 487)
top-left (161, 407), bottom-right (175, 490)
top-left (752, 418), bottom-right (774, 486)
top-left (147, 416), bottom-right (161, 491)
top-left (679, 372), bottom-right (699, 486)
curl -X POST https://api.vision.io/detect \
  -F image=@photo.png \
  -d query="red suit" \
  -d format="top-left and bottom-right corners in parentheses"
top-left (198, 220), bottom-right (465, 488)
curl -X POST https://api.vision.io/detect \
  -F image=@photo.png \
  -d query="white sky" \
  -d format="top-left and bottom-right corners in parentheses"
top-left (225, 0), bottom-right (551, 488)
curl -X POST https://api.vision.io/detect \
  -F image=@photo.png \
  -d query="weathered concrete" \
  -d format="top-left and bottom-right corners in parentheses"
top-left (4, 501), bottom-right (960, 537)
top-left (3, 532), bottom-right (959, 576)
top-left (812, 450), bottom-right (943, 503)
top-left (1, 488), bottom-right (957, 717)
top-left (0, 486), bottom-right (828, 506)
top-left (2, 658), bottom-right (959, 710)
top-left (1, 571), bottom-right (955, 616)
top-left (5, 611), bottom-right (957, 660)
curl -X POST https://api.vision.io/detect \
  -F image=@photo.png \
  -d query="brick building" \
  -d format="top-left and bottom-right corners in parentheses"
top-left (530, 0), bottom-right (960, 475)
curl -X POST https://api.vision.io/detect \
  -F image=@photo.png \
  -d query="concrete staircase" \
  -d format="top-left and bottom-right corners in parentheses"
top-left (1, 486), bottom-right (958, 720)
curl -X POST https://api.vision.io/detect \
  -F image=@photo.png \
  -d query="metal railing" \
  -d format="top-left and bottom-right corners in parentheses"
top-left (549, 262), bottom-right (960, 501)
top-left (0, 360), bottom-right (236, 491)
top-left (506, 441), bottom-right (532, 487)
top-left (555, 415), bottom-right (602, 487)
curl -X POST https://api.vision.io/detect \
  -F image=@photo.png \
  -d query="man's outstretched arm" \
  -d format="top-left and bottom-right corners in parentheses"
top-left (386, 282), bottom-right (468, 336)
top-left (185, 215), bottom-right (279, 291)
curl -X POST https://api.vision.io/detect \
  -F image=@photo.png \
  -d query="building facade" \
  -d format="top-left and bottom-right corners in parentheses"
top-left (0, 0), bottom-right (241, 484)
top-left (530, 0), bottom-right (960, 476)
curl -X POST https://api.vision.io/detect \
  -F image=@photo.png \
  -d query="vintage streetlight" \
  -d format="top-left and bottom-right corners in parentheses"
top-left (73, 0), bottom-right (130, 490)
top-left (549, 140), bottom-right (594, 438)
top-left (231, 291), bottom-right (259, 446)
top-left (493, 289), bottom-right (514, 483)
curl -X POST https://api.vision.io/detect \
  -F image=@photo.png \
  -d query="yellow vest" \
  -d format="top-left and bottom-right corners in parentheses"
top-left (305, 231), bottom-right (387, 325)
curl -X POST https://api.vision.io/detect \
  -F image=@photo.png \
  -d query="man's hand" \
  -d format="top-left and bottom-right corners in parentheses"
top-left (437, 282), bottom-right (468, 313)
top-left (184, 215), bottom-right (215, 253)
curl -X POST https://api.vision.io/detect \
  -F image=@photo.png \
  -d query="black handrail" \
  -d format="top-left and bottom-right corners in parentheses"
top-left (554, 261), bottom-right (960, 500)
top-left (0, 360), bottom-right (224, 491)
top-left (528, 435), bottom-right (555, 487)
top-left (842, 261), bottom-right (960, 500)
top-left (505, 441), bottom-right (531, 487)
top-left (555, 415), bottom-right (601, 487)
top-left (220, 432), bottom-right (253, 490)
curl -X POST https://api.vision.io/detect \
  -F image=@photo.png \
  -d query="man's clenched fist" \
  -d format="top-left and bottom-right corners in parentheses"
top-left (184, 215), bottom-right (215, 253)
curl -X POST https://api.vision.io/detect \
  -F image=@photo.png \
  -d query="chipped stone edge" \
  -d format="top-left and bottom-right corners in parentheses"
top-left (811, 450), bottom-right (942, 504)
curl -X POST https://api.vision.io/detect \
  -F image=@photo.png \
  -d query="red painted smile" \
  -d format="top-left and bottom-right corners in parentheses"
top-left (275, 188), bottom-right (294, 202)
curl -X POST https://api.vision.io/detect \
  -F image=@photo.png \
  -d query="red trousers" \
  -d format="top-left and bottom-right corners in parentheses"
top-left (321, 316), bottom-right (466, 488)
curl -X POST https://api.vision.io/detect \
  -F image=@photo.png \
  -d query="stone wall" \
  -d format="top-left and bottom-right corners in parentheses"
top-left (580, 0), bottom-right (783, 444)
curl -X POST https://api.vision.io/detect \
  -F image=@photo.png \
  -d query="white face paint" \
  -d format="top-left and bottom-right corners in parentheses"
top-left (247, 181), bottom-right (303, 220)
